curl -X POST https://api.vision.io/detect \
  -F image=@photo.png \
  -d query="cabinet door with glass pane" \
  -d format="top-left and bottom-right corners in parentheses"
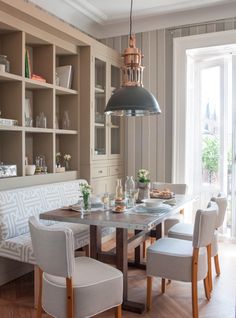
top-left (94, 58), bottom-right (107, 158)
top-left (109, 64), bottom-right (122, 157)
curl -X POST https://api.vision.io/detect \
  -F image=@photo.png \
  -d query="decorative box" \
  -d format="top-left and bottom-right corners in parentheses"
top-left (0, 118), bottom-right (18, 126)
top-left (0, 165), bottom-right (17, 178)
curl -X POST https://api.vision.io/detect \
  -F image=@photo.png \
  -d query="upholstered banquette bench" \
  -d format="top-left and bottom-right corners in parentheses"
top-left (0, 180), bottom-right (90, 267)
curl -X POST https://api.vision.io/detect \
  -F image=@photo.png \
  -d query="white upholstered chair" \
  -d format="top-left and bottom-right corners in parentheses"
top-left (168, 196), bottom-right (227, 280)
top-left (29, 217), bottom-right (123, 318)
top-left (146, 204), bottom-right (218, 318)
top-left (152, 182), bottom-right (188, 234)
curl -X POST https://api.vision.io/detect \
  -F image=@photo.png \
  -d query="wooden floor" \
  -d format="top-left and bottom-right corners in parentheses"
top-left (0, 241), bottom-right (235, 318)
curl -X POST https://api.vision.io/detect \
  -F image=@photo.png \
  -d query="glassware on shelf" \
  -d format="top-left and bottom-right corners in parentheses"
top-left (125, 176), bottom-right (135, 208)
top-left (35, 155), bottom-right (47, 174)
top-left (62, 110), bottom-right (70, 130)
top-left (36, 112), bottom-right (47, 128)
top-left (0, 55), bottom-right (10, 72)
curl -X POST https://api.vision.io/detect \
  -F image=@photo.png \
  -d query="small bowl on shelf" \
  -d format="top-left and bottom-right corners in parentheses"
top-left (142, 199), bottom-right (163, 208)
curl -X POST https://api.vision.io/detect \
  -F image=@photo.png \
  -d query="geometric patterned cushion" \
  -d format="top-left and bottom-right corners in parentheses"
top-left (0, 222), bottom-right (90, 264)
top-left (0, 179), bottom-right (86, 241)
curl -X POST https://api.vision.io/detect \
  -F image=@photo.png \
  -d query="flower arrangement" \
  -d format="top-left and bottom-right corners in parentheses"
top-left (64, 154), bottom-right (72, 162)
top-left (80, 182), bottom-right (91, 196)
top-left (137, 169), bottom-right (150, 184)
top-left (55, 152), bottom-right (61, 167)
top-left (80, 182), bottom-right (92, 210)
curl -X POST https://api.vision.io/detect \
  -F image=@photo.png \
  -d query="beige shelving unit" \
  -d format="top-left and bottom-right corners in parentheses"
top-left (0, 0), bottom-right (123, 192)
top-left (80, 48), bottom-right (124, 194)
top-left (0, 24), bottom-right (79, 188)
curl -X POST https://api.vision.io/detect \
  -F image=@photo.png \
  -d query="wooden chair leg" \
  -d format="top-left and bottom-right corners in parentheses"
top-left (192, 248), bottom-right (199, 318)
top-left (203, 277), bottom-right (211, 301)
top-left (143, 241), bottom-right (147, 258)
top-left (180, 208), bottom-right (185, 215)
top-left (146, 276), bottom-right (153, 311)
top-left (161, 278), bottom-right (166, 293)
top-left (115, 304), bottom-right (122, 318)
top-left (150, 237), bottom-right (155, 244)
top-left (214, 254), bottom-right (220, 276)
top-left (207, 245), bottom-right (213, 292)
top-left (66, 277), bottom-right (73, 318)
top-left (36, 266), bottom-right (43, 318)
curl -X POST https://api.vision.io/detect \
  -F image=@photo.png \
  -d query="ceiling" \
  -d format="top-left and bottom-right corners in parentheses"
top-left (29, 0), bottom-right (236, 39)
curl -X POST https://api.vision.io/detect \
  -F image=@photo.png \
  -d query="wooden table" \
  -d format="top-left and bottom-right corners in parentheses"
top-left (40, 194), bottom-right (193, 314)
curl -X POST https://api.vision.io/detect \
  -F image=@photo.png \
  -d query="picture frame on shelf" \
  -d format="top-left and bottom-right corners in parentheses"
top-left (25, 97), bottom-right (33, 127)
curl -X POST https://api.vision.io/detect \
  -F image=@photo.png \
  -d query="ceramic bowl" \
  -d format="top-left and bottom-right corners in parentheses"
top-left (142, 198), bottom-right (163, 208)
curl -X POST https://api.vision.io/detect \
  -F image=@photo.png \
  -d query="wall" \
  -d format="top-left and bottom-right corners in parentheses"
top-left (101, 17), bottom-right (236, 183)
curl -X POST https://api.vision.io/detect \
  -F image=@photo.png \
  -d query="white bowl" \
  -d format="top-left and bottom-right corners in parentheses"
top-left (142, 199), bottom-right (163, 208)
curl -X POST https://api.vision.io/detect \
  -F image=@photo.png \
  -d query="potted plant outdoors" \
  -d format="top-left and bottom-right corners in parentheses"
top-left (137, 169), bottom-right (150, 201)
top-left (79, 182), bottom-right (92, 211)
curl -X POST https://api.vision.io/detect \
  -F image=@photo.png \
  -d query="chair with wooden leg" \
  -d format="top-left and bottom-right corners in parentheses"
top-left (29, 216), bottom-right (123, 318)
top-left (168, 196), bottom-right (227, 278)
top-left (142, 183), bottom-right (187, 257)
top-left (146, 204), bottom-right (218, 318)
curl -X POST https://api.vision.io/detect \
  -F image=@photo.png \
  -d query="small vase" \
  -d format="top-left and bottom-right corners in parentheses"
top-left (83, 193), bottom-right (90, 211)
top-left (138, 182), bottom-right (150, 202)
top-left (65, 160), bottom-right (70, 171)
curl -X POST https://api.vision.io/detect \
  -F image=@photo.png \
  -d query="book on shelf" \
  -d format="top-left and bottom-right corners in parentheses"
top-left (56, 65), bottom-right (73, 88)
top-left (25, 48), bottom-right (32, 79)
top-left (31, 74), bottom-right (46, 82)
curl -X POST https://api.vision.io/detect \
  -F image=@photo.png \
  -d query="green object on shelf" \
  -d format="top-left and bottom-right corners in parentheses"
top-left (25, 49), bottom-right (30, 78)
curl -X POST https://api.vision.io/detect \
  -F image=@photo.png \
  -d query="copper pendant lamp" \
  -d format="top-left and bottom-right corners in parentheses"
top-left (105, 0), bottom-right (161, 116)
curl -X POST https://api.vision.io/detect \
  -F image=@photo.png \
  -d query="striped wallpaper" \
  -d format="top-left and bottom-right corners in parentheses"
top-left (101, 17), bottom-right (236, 183)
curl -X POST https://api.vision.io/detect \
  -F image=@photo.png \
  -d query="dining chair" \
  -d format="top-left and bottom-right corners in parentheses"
top-left (152, 182), bottom-right (188, 234)
top-left (29, 216), bottom-right (123, 318)
top-left (146, 204), bottom-right (218, 318)
top-left (168, 196), bottom-right (227, 280)
top-left (142, 183), bottom-right (187, 257)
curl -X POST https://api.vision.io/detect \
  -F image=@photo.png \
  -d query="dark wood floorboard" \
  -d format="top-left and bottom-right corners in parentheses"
top-left (0, 242), bottom-right (235, 318)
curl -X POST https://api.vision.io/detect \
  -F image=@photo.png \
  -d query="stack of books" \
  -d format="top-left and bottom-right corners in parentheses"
top-left (25, 48), bottom-right (46, 82)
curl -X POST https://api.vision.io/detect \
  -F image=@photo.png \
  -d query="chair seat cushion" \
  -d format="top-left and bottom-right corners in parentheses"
top-left (147, 238), bottom-right (207, 282)
top-left (0, 223), bottom-right (89, 264)
top-left (43, 257), bottom-right (123, 318)
top-left (168, 223), bottom-right (194, 241)
top-left (168, 223), bottom-right (218, 256)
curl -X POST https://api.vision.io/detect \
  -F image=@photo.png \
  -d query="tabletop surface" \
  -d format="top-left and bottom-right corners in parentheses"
top-left (40, 195), bottom-right (194, 231)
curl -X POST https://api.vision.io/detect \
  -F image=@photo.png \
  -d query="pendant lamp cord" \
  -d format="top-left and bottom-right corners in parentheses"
top-left (129, 0), bottom-right (133, 39)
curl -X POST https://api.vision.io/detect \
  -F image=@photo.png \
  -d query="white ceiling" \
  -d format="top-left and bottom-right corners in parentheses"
top-left (29, 0), bottom-right (236, 38)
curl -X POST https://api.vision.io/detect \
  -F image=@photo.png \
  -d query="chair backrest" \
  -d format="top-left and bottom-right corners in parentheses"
top-left (211, 196), bottom-right (227, 229)
top-left (192, 202), bottom-right (218, 248)
top-left (29, 216), bottom-right (75, 278)
top-left (152, 182), bottom-right (187, 195)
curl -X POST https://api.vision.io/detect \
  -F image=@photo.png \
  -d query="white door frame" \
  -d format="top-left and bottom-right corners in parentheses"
top-left (173, 29), bottom-right (236, 237)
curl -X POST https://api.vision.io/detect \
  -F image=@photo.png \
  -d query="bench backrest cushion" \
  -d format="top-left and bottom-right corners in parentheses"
top-left (0, 179), bottom-right (86, 241)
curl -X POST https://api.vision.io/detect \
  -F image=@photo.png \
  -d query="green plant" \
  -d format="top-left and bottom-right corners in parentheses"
top-left (202, 136), bottom-right (219, 183)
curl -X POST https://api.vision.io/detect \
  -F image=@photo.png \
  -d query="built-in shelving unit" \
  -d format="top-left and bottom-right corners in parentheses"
top-left (0, 25), bottom-right (79, 183)
top-left (0, 0), bottom-right (123, 192)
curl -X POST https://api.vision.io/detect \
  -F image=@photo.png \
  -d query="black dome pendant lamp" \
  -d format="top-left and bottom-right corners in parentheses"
top-left (105, 0), bottom-right (161, 117)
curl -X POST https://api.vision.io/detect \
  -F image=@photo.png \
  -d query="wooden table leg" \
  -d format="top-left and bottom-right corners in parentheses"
top-left (116, 228), bottom-right (145, 314)
top-left (90, 225), bottom-right (102, 259)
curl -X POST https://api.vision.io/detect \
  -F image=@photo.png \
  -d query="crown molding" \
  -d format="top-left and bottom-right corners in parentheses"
top-left (64, 0), bottom-right (107, 24)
